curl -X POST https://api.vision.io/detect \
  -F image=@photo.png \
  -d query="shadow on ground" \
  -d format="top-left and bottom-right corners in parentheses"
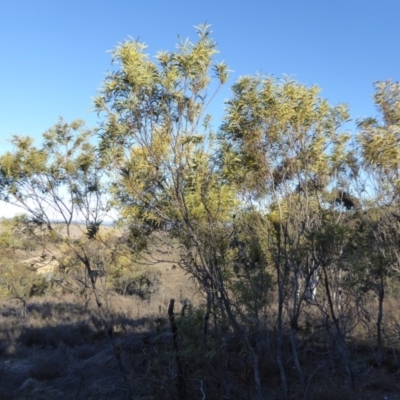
top-left (0, 300), bottom-right (170, 400)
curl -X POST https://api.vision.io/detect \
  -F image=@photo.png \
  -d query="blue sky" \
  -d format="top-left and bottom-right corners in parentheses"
top-left (1, 0), bottom-right (399, 216)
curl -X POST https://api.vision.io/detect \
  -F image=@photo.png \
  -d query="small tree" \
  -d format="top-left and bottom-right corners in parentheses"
top-left (357, 79), bottom-right (400, 367)
top-left (0, 217), bottom-right (47, 315)
top-left (94, 25), bottom-right (271, 399)
top-left (0, 119), bottom-right (112, 318)
top-left (221, 75), bottom-right (357, 393)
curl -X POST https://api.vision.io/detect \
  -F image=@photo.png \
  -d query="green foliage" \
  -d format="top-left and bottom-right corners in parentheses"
top-left (0, 120), bottom-right (114, 320)
top-left (3, 24), bottom-right (400, 399)
top-left (358, 80), bottom-right (400, 199)
top-left (112, 271), bottom-right (161, 299)
top-left (355, 80), bottom-right (400, 291)
top-left (96, 24), bottom-right (235, 232)
top-left (0, 257), bottom-right (48, 301)
top-left (221, 75), bottom-right (355, 198)
top-left (0, 218), bottom-right (48, 301)
top-left (0, 118), bottom-right (106, 230)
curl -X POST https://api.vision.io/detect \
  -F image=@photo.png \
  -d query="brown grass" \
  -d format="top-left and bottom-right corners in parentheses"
top-left (3, 229), bottom-right (400, 399)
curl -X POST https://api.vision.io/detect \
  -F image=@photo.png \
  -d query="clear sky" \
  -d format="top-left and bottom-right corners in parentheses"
top-left (1, 0), bottom-right (399, 216)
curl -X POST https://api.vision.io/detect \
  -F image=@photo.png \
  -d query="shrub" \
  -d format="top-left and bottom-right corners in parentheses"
top-left (29, 277), bottom-right (49, 297)
top-left (113, 271), bottom-right (161, 300)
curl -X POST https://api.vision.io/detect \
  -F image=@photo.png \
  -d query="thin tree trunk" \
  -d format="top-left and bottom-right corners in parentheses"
top-left (275, 225), bottom-right (288, 400)
top-left (277, 280), bottom-right (288, 400)
top-left (168, 299), bottom-right (186, 400)
top-left (322, 265), bottom-right (355, 390)
top-left (290, 327), bottom-right (304, 388)
top-left (376, 269), bottom-right (385, 368)
top-left (210, 273), bottom-right (264, 400)
top-left (291, 268), bottom-right (305, 388)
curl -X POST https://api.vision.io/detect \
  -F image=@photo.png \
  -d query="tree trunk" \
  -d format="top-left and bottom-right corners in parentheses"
top-left (168, 299), bottom-right (186, 400)
top-left (376, 269), bottom-right (385, 368)
top-left (322, 265), bottom-right (355, 390)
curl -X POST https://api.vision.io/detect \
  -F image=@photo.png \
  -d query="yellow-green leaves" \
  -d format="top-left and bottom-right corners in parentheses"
top-left (358, 80), bottom-right (400, 173)
top-left (112, 40), bottom-right (158, 90)
top-left (0, 137), bottom-right (47, 179)
top-left (96, 25), bottom-right (231, 232)
top-left (214, 62), bottom-right (229, 85)
top-left (373, 79), bottom-right (400, 126)
top-left (0, 118), bottom-right (104, 229)
top-left (221, 76), bottom-right (352, 197)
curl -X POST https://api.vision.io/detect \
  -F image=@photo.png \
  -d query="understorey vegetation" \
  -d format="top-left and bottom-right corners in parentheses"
top-left (1, 25), bottom-right (400, 399)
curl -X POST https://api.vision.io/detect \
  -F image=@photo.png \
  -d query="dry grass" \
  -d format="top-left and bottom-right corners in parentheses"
top-left (3, 294), bottom-right (400, 399)
top-left (0, 230), bottom-right (205, 399)
top-left (3, 228), bottom-right (400, 399)
top-left (0, 295), bottom-right (155, 399)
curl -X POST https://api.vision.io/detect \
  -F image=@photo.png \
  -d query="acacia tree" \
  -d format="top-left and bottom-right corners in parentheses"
top-left (0, 116), bottom-right (178, 398)
top-left (0, 119), bottom-right (113, 316)
top-left (357, 79), bottom-right (400, 367)
top-left (94, 25), bottom-right (272, 398)
top-left (220, 75), bottom-right (358, 393)
top-left (2, 22), bottom-right (400, 399)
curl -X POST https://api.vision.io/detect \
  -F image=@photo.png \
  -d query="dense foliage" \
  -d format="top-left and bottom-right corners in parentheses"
top-left (1, 25), bottom-right (400, 399)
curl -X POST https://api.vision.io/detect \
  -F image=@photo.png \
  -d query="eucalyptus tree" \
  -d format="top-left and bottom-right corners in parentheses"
top-left (220, 75), bottom-right (357, 393)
